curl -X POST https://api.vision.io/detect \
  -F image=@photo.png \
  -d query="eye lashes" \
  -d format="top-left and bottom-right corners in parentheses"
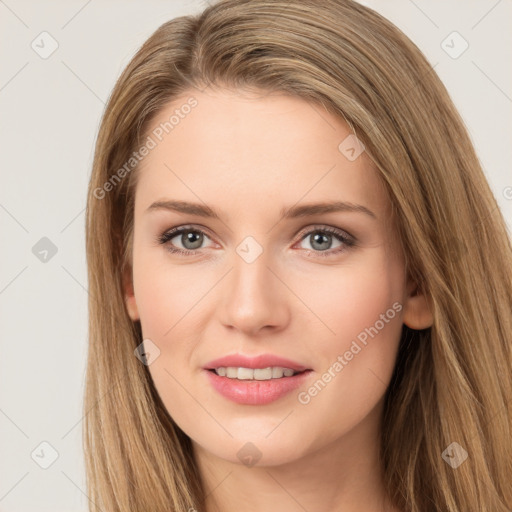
top-left (157, 224), bottom-right (356, 258)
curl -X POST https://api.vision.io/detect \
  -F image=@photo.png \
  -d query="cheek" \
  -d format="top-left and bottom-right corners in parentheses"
top-left (132, 259), bottom-right (208, 435)
top-left (291, 254), bottom-right (403, 348)
top-left (132, 249), bottom-right (204, 342)
top-left (293, 258), bottom-right (404, 437)
top-left (130, 238), bottom-right (405, 457)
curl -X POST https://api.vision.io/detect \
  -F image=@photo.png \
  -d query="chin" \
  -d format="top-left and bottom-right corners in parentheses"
top-left (192, 424), bottom-right (312, 468)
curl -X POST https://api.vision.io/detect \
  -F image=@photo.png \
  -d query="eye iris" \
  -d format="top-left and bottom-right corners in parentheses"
top-left (182, 230), bottom-right (203, 250)
top-left (310, 232), bottom-right (331, 251)
top-left (165, 227), bottom-right (344, 253)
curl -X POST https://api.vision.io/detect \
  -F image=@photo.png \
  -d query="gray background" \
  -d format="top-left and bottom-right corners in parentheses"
top-left (0, 1), bottom-right (510, 510)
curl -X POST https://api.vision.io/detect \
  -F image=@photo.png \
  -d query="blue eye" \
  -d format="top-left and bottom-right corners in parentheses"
top-left (156, 224), bottom-right (355, 258)
top-left (296, 226), bottom-right (355, 257)
top-left (157, 225), bottom-right (214, 256)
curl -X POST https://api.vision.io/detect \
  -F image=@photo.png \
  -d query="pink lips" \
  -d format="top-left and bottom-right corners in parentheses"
top-left (204, 354), bottom-right (309, 372)
top-left (203, 353), bottom-right (312, 405)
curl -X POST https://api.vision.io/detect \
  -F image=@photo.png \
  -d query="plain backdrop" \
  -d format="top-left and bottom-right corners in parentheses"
top-left (0, 1), bottom-right (511, 510)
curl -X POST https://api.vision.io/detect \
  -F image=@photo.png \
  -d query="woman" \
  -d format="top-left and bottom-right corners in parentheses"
top-left (84, 0), bottom-right (512, 510)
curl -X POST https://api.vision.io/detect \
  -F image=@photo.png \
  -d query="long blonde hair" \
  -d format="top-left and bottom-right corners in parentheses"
top-left (84, 1), bottom-right (512, 510)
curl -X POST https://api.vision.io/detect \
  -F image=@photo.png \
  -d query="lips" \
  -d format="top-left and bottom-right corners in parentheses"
top-left (205, 370), bottom-right (311, 405)
top-left (204, 353), bottom-right (310, 372)
top-left (203, 353), bottom-right (313, 405)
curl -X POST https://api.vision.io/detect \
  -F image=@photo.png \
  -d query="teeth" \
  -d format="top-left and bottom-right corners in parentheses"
top-left (226, 367), bottom-right (238, 378)
top-left (237, 367), bottom-right (254, 380)
top-left (213, 366), bottom-right (299, 380)
top-left (254, 368), bottom-right (272, 380)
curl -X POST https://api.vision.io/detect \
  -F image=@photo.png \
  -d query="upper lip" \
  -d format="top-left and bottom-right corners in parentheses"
top-left (204, 354), bottom-right (310, 372)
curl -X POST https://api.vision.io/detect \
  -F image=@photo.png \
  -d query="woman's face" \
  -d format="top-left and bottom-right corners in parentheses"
top-left (124, 87), bottom-right (432, 466)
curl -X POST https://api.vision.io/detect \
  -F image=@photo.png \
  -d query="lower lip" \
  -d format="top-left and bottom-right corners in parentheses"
top-left (204, 369), bottom-right (312, 405)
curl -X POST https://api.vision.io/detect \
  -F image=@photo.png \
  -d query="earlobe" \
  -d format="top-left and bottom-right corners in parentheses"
top-left (122, 266), bottom-right (140, 322)
top-left (125, 294), bottom-right (140, 322)
top-left (402, 279), bottom-right (434, 330)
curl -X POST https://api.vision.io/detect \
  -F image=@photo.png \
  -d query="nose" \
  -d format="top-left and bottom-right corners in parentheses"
top-left (220, 248), bottom-right (290, 337)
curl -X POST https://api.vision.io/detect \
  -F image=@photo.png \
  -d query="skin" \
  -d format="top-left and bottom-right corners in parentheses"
top-left (124, 87), bottom-right (433, 512)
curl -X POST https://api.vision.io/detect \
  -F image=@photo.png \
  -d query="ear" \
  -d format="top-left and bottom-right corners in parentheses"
top-left (122, 264), bottom-right (140, 322)
top-left (402, 276), bottom-right (433, 330)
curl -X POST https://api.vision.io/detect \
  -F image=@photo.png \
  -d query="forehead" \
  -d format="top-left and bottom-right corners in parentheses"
top-left (134, 88), bottom-right (389, 222)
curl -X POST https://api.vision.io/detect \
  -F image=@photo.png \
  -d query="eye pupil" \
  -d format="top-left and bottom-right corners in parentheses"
top-left (161, 225), bottom-right (350, 257)
top-left (311, 232), bottom-right (331, 251)
top-left (183, 230), bottom-right (203, 250)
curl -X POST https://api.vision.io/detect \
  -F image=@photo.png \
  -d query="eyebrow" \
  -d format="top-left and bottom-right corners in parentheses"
top-left (146, 199), bottom-right (377, 220)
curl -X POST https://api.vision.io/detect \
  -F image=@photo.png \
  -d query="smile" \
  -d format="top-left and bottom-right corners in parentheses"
top-left (212, 366), bottom-right (299, 380)
top-left (204, 367), bottom-right (312, 405)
